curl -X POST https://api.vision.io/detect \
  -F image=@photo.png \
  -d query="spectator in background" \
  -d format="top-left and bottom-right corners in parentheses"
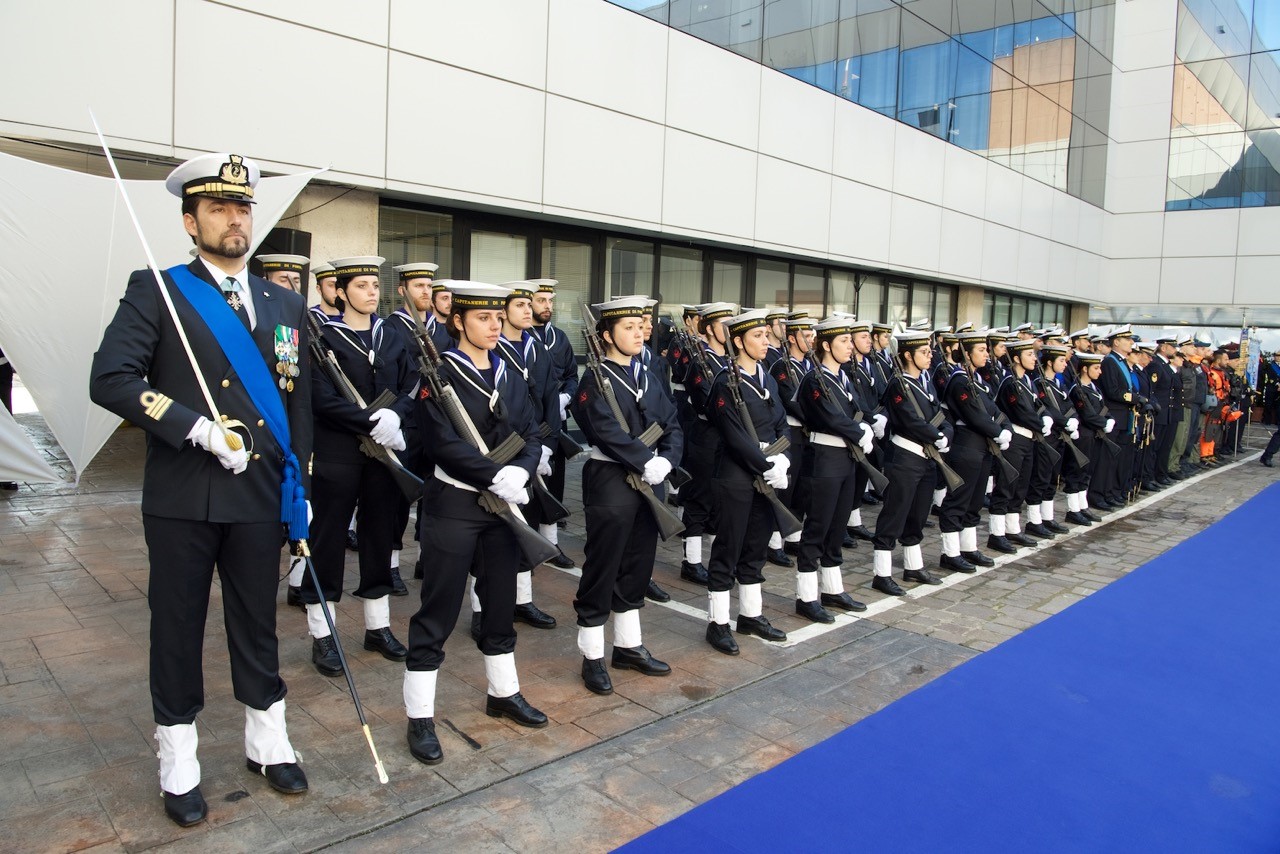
top-left (1260, 351), bottom-right (1280, 426)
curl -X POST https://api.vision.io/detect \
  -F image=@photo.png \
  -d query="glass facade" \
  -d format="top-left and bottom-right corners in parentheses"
top-left (983, 290), bottom-right (1067, 328)
top-left (608, 0), bottom-right (1116, 205)
top-left (375, 207), bottom-right (453, 316)
top-left (1167, 0), bottom-right (1280, 209)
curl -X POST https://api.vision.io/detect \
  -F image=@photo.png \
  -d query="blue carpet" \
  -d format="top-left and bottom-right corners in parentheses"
top-left (624, 484), bottom-right (1280, 853)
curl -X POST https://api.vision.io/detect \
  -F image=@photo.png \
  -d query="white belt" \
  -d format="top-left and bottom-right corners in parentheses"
top-left (809, 431), bottom-right (846, 449)
top-left (671, 382), bottom-right (686, 391)
top-left (434, 465), bottom-right (478, 494)
top-left (891, 434), bottom-right (926, 458)
top-left (587, 445), bottom-right (617, 463)
top-left (1011, 425), bottom-right (1034, 439)
top-left (697, 414), bottom-right (708, 421)
top-left (786, 416), bottom-right (802, 428)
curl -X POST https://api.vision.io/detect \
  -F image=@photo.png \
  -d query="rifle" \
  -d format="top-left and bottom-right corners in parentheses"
top-left (999, 353), bottom-right (1063, 468)
top-left (401, 301), bottom-right (560, 566)
top-left (1036, 372), bottom-right (1089, 469)
top-left (719, 331), bottom-right (804, 537)
top-left (541, 421), bottom-right (587, 460)
top-left (579, 305), bottom-right (687, 541)
top-left (305, 311), bottom-right (423, 501)
top-left (806, 348), bottom-right (890, 493)
top-left (956, 345), bottom-right (1020, 483)
top-left (887, 343), bottom-right (965, 491)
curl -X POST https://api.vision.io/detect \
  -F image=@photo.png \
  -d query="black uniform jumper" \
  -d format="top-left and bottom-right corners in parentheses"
top-left (1099, 351), bottom-right (1139, 504)
top-left (381, 308), bottom-right (427, 573)
top-left (529, 322), bottom-right (578, 503)
top-left (769, 351), bottom-right (813, 522)
top-left (1068, 378), bottom-right (1111, 501)
top-left (937, 367), bottom-right (1001, 540)
top-left (1028, 373), bottom-right (1070, 508)
top-left (682, 345), bottom-right (728, 544)
top-left (846, 352), bottom-right (888, 528)
top-left (991, 367), bottom-right (1043, 535)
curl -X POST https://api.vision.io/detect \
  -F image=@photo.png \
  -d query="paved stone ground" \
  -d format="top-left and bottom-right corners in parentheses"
top-left (0, 413), bottom-right (1274, 853)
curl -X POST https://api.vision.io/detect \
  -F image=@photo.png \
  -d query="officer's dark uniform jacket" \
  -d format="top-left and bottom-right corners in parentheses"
top-left (90, 260), bottom-right (312, 521)
top-left (571, 359), bottom-right (682, 479)
top-left (1149, 354), bottom-right (1178, 425)
top-left (1100, 353), bottom-right (1142, 433)
top-left (706, 362), bottom-right (788, 481)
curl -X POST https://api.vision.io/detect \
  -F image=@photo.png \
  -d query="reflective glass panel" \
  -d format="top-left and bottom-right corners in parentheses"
top-left (377, 207), bottom-right (452, 316)
top-left (541, 238), bottom-right (592, 346)
top-left (793, 265), bottom-right (826, 318)
top-left (910, 283), bottom-right (933, 325)
top-left (857, 274), bottom-right (885, 322)
top-left (887, 282), bottom-right (909, 329)
top-left (711, 259), bottom-right (745, 304)
top-left (659, 246), bottom-right (703, 309)
top-left (756, 259), bottom-right (791, 309)
top-left (606, 238), bottom-right (655, 297)
top-left (471, 231), bottom-right (527, 284)
top-left (828, 269), bottom-right (857, 314)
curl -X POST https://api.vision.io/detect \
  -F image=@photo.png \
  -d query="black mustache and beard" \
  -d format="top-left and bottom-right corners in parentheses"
top-left (534, 307), bottom-right (553, 325)
top-left (196, 223), bottom-right (249, 259)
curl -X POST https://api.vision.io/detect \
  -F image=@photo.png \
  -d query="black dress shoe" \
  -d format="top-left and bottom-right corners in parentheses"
top-left (842, 533), bottom-right (858, 549)
top-left (680, 561), bottom-right (710, 586)
top-left (470, 611), bottom-right (482, 642)
top-left (413, 554), bottom-right (425, 580)
top-left (848, 524), bottom-right (875, 541)
top-left (903, 568), bottom-right (943, 585)
top-left (1081, 509), bottom-right (1103, 523)
top-left (407, 717), bottom-right (443, 764)
top-left (645, 579), bottom-right (671, 603)
top-left (923, 518), bottom-right (936, 528)
top-left (513, 602), bottom-right (557, 629)
top-left (312, 636), bottom-right (343, 677)
top-left (1262, 457), bottom-right (1274, 468)
top-left (986, 535), bottom-right (1018, 554)
top-left (1007, 532), bottom-right (1038, 547)
top-left (863, 492), bottom-right (882, 505)
top-left (706, 622), bottom-right (740, 655)
top-left (612, 645), bottom-right (671, 676)
top-left (0, 482), bottom-right (18, 491)
top-left (163, 786), bottom-right (207, 827)
top-left (1044, 520), bottom-right (1069, 534)
top-left (795, 599), bottom-right (835, 624)
top-left (345, 529), bottom-right (358, 551)
top-left (940, 553), bottom-right (977, 573)
top-left (246, 759), bottom-right (308, 794)
top-left (286, 585), bottom-right (304, 609)
top-left (364, 628), bottom-right (408, 662)
top-left (1064, 511), bottom-right (1093, 526)
top-left (1024, 522), bottom-right (1054, 539)
top-left (389, 567), bottom-right (408, 596)
top-left (766, 547), bottom-right (794, 567)
top-left (1141, 481), bottom-right (1162, 492)
top-left (821, 592), bottom-right (867, 612)
top-left (962, 550), bottom-right (995, 567)
top-left (485, 692), bottom-right (548, 728)
top-left (546, 548), bottom-right (575, 569)
top-left (736, 613), bottom-right (787, 640)
top-left (581, 658), bottom-right (613, 695)
top-left (1088, 500), bottom-right (1111, 512)
top-left (871, 575), bottom-right (905, 596)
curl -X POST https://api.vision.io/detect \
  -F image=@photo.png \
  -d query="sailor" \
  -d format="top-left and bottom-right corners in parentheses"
top-left (570, 296), bottom-right (683, 694)
top-left (423, 277), bottom-right (454, 353)
top-left (1066, 352), bottom-right (1114, 523)
top-left (304, 256), bottom-right (414, 676)
top-left (764, 307), bottom-right (789, 366)
top-left (310, 261), bottom-right (340, 320)
top-left (987, 337), bottom-right (1049, 553)
top-left (89, 152), bottom-right (311, 825)
top-left (1026, 344), bottom-right (1077, 537)
top-left (257, 254), bottom-right (307, 294)
top-left (404, 282), bottom-right (548, 766)
top-left (1149, 335), bottom-right (1181, 486)
top-left (1098, 325), bottom-right (1143, 506)
top-left (843, 319), bottom-right (889, 540)
top-left (765, 314), bottom-right (815, 568)
top-left (527, 279), bottom-right (578, 568)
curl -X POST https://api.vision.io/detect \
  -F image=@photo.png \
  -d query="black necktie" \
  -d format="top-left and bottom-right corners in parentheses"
top-left (222, 278), bottom-right (250, 330)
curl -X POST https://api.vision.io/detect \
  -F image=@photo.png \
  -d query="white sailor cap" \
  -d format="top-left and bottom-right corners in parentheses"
top-left (784, 315), bottom-right (815, 331)
top-left (726, 308), bottom-right (770, 335)
top-left (166, 152), bottom-right (259, 202)
top-left (681, 304), bottom-right (700, 317)
top-left (698, 302), bottom-right (737, 321)
top-left (1069, 327), bottom-right (1091, 341)
top-left (1014, 322), bottom-right (1035, 334)
top-left (895, 329), bottom-right (932, 349)
top-left (909, 318), bottom-right (931, 331)
top-left (1135, 340), bottom-right (1156, 352)
top-left (331, 256), bottom-right (385, 278)
top-left (764, 307), bottom-right (789, 321)
top-left (445, 281), bottom-right (511, 310)
top-left (593, 295), bottom-right (653, 320)
top-left (1155, 334), bottom-right (1179, 344)
top-left (1108, 324), bottom-right (1134, 340)
top-left (1077, 352), bottom-right (1104, 365)
top-left (527, 278), bottom-right (558, 294)
top-left (500, 281), bottom-right (538, 300)
top-left (394, 262), bottom-right (440, 282)
top-left (814, 316), bottom-right (854, 337)
top-left (311, 261), bottom-right (336, 279)
top-left (986, 325), bottom-right (1010, 337)
top-left (956, 321), bottom-right (974, 333)
top-left (257, 254), bottom-right (308, 274)
top-left (957, 329), bottom-right (987, 344)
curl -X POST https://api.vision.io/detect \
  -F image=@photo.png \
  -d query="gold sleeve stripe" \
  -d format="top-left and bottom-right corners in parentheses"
top-left (140, 391), bottom-right (174, 421)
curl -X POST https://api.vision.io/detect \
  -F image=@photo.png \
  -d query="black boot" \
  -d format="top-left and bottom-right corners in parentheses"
top-left (407, 717), bottom-right (443, 764)
top-left (1064, 510), bottom-right (1093, 526)
top-left (821, 592), bottom-right (867, 612)
top-left (737, 613), bottom-right (788, 640)
top-left (612, 646), bottom-right (671, 676)
top-left (1024, 522), bottom-right (1054, 539)
top-left (680, 561), bottom-right (710, 586)
top-left (364, 627), bottom-right (408, 662)
top-left (286, 585), bottom-right (304, 609)
top-left (485, 693), bottom-right (548, 728)
top-left (706, 622), bottom-right (740, 655)
top-left (413, 554), bottom-right (425, 580)
top-left (795, 599), bottom-right (835, 624)
top-left (986, 534), bottom-right (1018, 554)
top-left (963, 550), bottom-right (996, 567)
top-left (903, 568), bottom-right (943, 586)
top-left (581, 658), bottom-right (613, 695)
top-left (766, 547), bottom-right (794, 567)
top-left (469, 612), bottom-right (482, 643)
top-left (513, 602), bottom-right (557, 629)
top-left (645, 579), bottom-right (671, 603)
top-left (312, 636), bottom-right (343, 677)
top-left (871, 575), bottom-right (905, 596)
top-left (163, 786), bottom-right (207, 827)
top-left (939, 553), bottom-right (977, 573)
top-left (389, 566), bottom-right (408, 596)
top-left (345, 529), bottom-right (358, 551)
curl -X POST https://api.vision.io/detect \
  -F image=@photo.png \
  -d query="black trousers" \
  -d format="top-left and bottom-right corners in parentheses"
top-left (797, 445), bottom-right (857, 572)
top-left (873, 446), bottom-right (936, 550)
top-left (575, 461), bottom-right (657, 626)
top-left (1065, 431), bottom-right (1096, 494)
top-left (407, 492), bottom-right (519, 670)
top-left (776, 430), bottom-right (810, 520)
top-left (1106, 434), bottom-right (1136, 504)
top-left (546, 444), bottom-right (567, 502)
top-left (305, 459), bottom-right (397, 604)
top-left (1027, 435), bottom-right (1064, 504)
top-left (1264, 427), bottom-right (1280, 460)
top-left (0, 363), bottom-right (12, 413)
top-left (1153, 419), bottom-right (1177, 479)
top-left (144, 515), bottom-right (286, 726)
top-left (681, 421), bottom-right (720, 538)
top-left (938, 429), bottom-right (991, 533)
top-left (990, 433), bottom-right (1033, 516)
top-left (707, 466), bottom-right (771, 592)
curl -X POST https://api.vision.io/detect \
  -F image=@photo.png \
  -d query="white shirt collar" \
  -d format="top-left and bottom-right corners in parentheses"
top-left (198, 255), bottom-right (256, 329)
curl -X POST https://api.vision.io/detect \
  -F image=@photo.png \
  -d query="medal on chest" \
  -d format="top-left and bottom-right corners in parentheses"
top-left (274, 325), bottom-right (300, 392)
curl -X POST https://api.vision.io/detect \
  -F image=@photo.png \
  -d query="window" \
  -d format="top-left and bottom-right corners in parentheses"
top-left (710, 259), bottom-right (745, 305)
top-left (377, 206), bottom-right (452, 316)
top-left (659, 246), bottom-right (702, 310)
top-left (857, 275), bottom-right (885, 323)
top-left (606, 238), bottom-right (655, 298)
top-left (756, 259), bottom-right (791, 310)
top-left (470, 230), bottom-right (527, 284)
top-left (542, 238), bottom-right (592, 344)
top-left (793, 265), bottom-right (825, 319)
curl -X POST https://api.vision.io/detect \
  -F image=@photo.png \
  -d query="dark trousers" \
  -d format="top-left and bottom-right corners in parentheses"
top-left (681, 422), bottom-right (720, 538)
top-left (0, 363), bottom-right (12, 413)
top-left (1264, 427), bottom-right (1280, 461)
top-left (546, 444), bottom-right (567, 502)
top-left (407, 496), bottom-right (519, 670)
top-left (575, 461), bottom-right (657, 626)
top-left (990, 433), bottom-right (1033, 516)
top-left (144, 515), bottom-right (286, 726)
top-left (1153, 419), bottom-right (1177, 479)
top-left (1106, 435), bottom-right (1136, 504)
top-left (938, 430), bottom-right (991, 532)
top-left (776, 430), bottom-right (810, 520)
top-left (873, 447), bottom-right (936, 550)
top-left (306, 459), bottom-right (397, 604)
top-left (1066, 431), bottom-right (1097, 494)
top-left (1027, 436), bottom-right (1064, 504)
top-left (707, 467), bottom-right (771, 592)
top-left (797, 446), bottom-right (858, 573)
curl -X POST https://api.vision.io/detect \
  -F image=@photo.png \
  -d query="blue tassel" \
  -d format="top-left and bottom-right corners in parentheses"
top-left (280, 456), bottom-right (309, 542)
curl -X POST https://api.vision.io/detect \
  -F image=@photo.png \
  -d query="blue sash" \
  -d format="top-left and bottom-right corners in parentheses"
top-left (166, 265), bottom-right (308, 540)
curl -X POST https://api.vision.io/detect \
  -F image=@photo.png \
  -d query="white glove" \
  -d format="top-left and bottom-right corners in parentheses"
top-left (1041, 415), bottom-right (1054, 437)
top-left (369, 409), bottom-right (402, 445)
top-left (858, 430), bottom-right (874, 456)
top-left (996, 429), bottom-right (1012, 451)
top-left (558, 392), bottom-right (570, 421)
top-left (765, 453), bottom-right (790, 477)
top-left (1070, 429), bottom-right (1080, 441)
top-left (763, 466), bottom-right (788, 490)
top-left (190, 416), bottom-right (248, 474)
top-left (871, 412), bottom-right (888, 439)
top-left (1065, 417), bottom-right (1079, 434)
top-left (1105, 418), bottom-right (1115, 434)
top-left (537, 445), bottom-right (553, 477)
top-left (306, 500), bottom-right (314, 526)
top-left (935, 435), bottom-right (950, 453)
top-left (489, 465), bottom-right (530, 505)
top-left (642, 456), bottom-right (673, 486)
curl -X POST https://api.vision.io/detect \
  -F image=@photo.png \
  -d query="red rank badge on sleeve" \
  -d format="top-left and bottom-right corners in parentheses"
top-left (578, 390), bottom-right (589, 403)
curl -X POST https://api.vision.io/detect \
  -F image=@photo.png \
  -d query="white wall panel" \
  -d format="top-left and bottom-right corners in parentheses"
top-left (1016, 234), bottom-right (1052, 293)
top-left (543, 96), bottom-right (663, 225)
top-left (1102, 258), bottom-right (1161, 304)
top-left (938, 210), bottom-right (985, 282)
top-left (665, 33), bottom-right (760, 150)
top-left (891, 126), bottom-right (947, 207)
top-left (981, 222), bottom-right (1020, 287)
top-left (1049, 190), bottom-right (1082, 247)
top-left (1235, 207), bottom-right (1280, 257)
top-left (218, 0), bottom-right (388, 44)
top-left (755, 157), bottom-right (831, 252)
top-left (1112, 0), bottom-right (1178, 73)
top-left (887, 196), bottom-right (942, 273)
top-left (984, 163), bottom-right (1024, 230)
top-left (1105, 139), bottom-right (1169, 214)
top-left (1020, 180), bottom-right (1057, 239)
top-left (1078, 206), bottom-right (1106, 257)
top-left (758, 72), bottom-right (835, 173)
top-left (391, 0), bottom-right (546, 85)
top-left (0, 0), bottom-right (174, 145)
top-left (662, 129), bottom-right (756, 239)
top-left (1162, 209), bottom-right (1240, 258)
top-left (1159, 256), bottom-right (1235, 304)
top-left (831, 101), bottom-right (896, 189)
top-left (1076, 254), bottom-right (1103, 304)
top-left (386, 54), bottom-right (544, 204)
top-left (1104, 212), bottom-right (1164, 259)
top-left (1234, 256), bottom-right (1280, 304)
top-left (546, 0), bottom-right (667, 123)
top-left (1047, 242), bottom-right (1081, 299)
top-left (942, 145), bottom-right (989, 219)
top-left (827, 178), bottom-right (890, 264)
top-left (1108, 68), bottom-right (1175, 144)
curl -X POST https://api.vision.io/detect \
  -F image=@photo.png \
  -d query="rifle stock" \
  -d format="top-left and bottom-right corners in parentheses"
top-left (807, 352), bottom-right (890, 494)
